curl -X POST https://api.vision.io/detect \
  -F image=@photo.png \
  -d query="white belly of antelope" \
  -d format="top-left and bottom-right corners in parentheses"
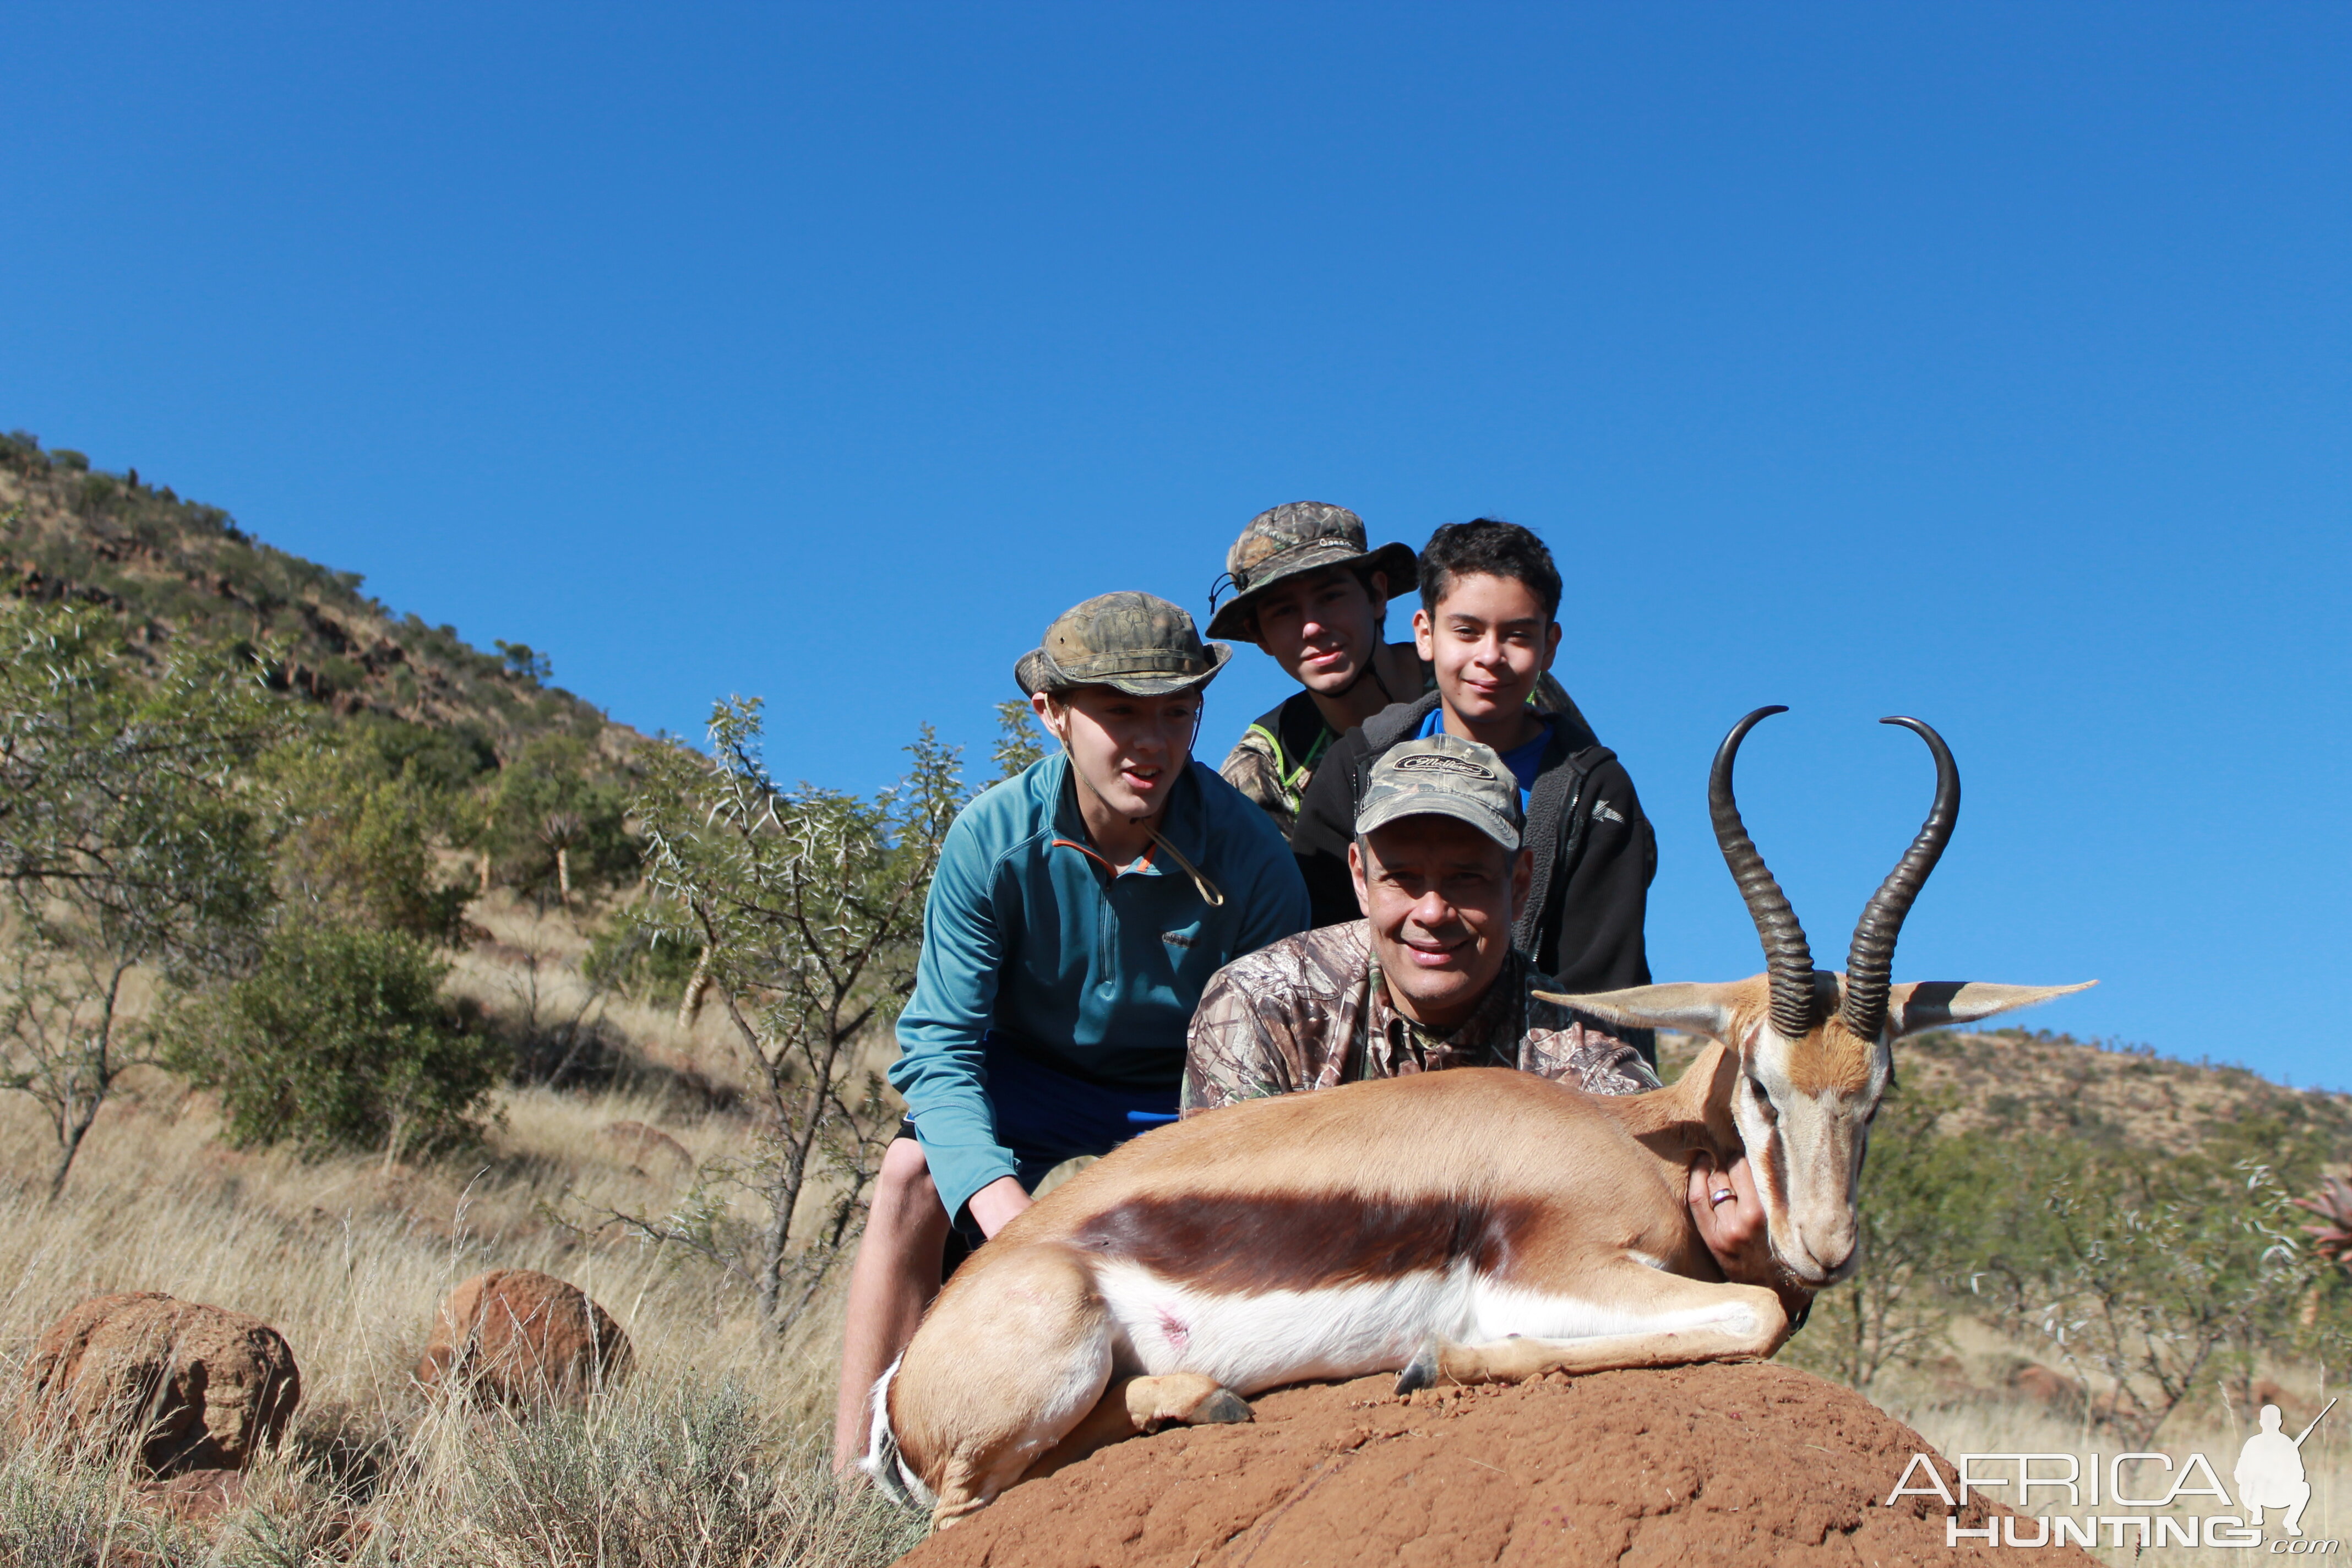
top-left (1090, 1261), bottom-right (1760, 1397)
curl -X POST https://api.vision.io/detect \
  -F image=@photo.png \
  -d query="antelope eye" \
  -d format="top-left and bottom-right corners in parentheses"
top-left (1746, 1075), bottom-right (1777, 1121)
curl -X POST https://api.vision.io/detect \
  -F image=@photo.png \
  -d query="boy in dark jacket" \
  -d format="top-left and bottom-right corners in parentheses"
top-left (1288, 521), bottom-right (1656, 1049)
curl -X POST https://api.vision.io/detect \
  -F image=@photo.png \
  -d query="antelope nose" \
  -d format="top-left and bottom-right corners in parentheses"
top-left (1785, 1229), bottom-right (1853, 1283)
top-left (1810, 1232), bottom-right (1859, 1279)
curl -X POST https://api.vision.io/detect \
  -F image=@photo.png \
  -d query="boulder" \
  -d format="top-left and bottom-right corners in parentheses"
top-left (22, 1293), bottom-right (300, 1474)
top-left (898, 1362), bottom-right (2089, 1567)
top-left (416, 1268), bottom-right (632, 1408)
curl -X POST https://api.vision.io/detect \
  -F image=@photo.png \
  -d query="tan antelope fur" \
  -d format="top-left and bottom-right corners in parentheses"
top-left (865, 707), bottom-right (2090, 1528)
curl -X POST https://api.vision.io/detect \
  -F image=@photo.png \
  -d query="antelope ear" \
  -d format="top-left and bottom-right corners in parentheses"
top-left (1532, 981), bottom-right (1751, 1042)
top-left (1887, 981), bottom-right (2095, 1038)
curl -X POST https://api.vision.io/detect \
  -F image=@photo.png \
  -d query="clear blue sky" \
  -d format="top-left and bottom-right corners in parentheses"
top-left (7, 5), bottom-right (2346, 1084)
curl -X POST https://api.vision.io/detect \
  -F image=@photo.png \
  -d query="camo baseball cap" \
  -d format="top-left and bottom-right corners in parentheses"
top-left (1354, 733), bottom-right (1523, 852)
top-left (1014, 591), bottom-right (1232, 699)
top-left (1205, 501), bottom-right (1420, 644)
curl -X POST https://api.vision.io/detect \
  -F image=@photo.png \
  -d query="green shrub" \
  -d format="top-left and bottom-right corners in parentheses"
top-left (482, 733), bottom-right (638, 906)
top-left (262, 734), bottom-right (472, 943)
top-left (166, 925), bottom-right (508, 1159)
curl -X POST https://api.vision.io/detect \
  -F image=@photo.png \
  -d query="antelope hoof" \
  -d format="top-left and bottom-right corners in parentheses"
top-left (1192, 1389), bottom-right (1253, 1425)
top-left (1395, 1339), bottom-right (1441, 1396)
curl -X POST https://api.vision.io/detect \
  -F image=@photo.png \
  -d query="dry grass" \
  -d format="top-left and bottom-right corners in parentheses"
top-left (0, 1055), bottom-right (913, 1565)
top-left (4, 905), bottom-right (2337, 1564)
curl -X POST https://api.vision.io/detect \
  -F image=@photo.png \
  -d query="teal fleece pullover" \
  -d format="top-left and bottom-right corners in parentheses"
top-left (889, 753), bottom-right (1309, 1218)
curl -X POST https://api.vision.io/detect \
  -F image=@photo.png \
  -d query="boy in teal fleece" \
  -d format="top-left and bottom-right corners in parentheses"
top-left (833, 591), bottom-right (1309, 1473)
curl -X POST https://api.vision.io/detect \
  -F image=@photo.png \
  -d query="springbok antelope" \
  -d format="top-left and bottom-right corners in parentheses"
top-left (867, 707), bottom-right (2090, 1527)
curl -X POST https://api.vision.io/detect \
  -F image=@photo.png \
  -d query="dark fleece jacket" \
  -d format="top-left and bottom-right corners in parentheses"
top-left (1289, 690), bottom-right (1658, 1053)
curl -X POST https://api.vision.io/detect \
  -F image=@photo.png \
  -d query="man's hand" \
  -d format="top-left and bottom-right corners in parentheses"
top-left (967, 1175), bottom-right (1033, 1239)
top-left (1687, 1154), bottom-right (1773, 1283)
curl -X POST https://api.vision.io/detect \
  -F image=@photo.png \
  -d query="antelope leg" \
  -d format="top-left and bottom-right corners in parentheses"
top-left (1437, 1272), bottom-right (1789, 1385)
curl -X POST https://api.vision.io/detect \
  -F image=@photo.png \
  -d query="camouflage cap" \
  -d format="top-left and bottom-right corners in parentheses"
top-left (1014, 591), bottom-right (1232, 699)
top-left (1354, 733), bottom-right (1523, 852)
top-left (1205, 501), bottom-right (1420, 644)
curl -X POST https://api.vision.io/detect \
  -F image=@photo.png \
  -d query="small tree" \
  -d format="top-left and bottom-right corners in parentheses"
top-left (164, 923), bottom-right (506, 1161)
top-left (629, 698), bottom-right (960, 1330)
top-left (0, 603), bottom-right (280, 1194)
top-left (990, 699), bottom-right (1045, 782)
top-left (1982, 1151), bottom-right (2310, 1445)
top-left (480, 733), bottom-right (635, 910)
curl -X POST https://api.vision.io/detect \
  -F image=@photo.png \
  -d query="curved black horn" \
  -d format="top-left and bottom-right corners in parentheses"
top-left (1842, 717), bottom-right (1961, 1041)
top-left (1711, 706), bottom-right (1816, 1039)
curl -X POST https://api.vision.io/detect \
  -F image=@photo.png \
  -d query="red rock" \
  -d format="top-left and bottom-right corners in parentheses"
top-left (416, 1268), bottom-right (633, 1408)
top-left (600, 1119), bottom-right (693, 1175)
top-left (2006, 1362), bottom-right (2087, 1416)
top-left (22, 1293), bottom-right (299, 1473)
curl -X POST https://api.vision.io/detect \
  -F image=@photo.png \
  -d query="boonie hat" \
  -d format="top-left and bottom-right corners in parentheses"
top-left (1354, 733), bottom-right (1523, 852)
top-left (1014, 591), bottom-right (1232, 700)
top-left (1205, 502), bottom-right (1420, 644)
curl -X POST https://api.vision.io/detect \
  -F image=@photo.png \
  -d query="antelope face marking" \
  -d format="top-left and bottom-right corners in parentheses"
top-left (1739, 1014), bottom-right (1892, 1287)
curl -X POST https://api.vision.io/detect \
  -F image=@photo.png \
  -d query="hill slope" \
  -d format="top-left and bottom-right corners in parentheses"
top-left (1, 429), bottom-right (619, 763)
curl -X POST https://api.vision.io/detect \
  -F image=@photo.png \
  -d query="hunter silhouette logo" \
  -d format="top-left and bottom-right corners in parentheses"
top-left (1887, 1403), bottom-right (2338, 1551)
top-left (2239, 1400), bottom-right (2334, 1539)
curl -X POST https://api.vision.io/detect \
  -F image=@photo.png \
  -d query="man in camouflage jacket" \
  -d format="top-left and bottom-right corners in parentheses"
top-left (1180, 730), bottom-right (1772, 1280)
top-left (1183, 731), bottom-right (1654, 1113)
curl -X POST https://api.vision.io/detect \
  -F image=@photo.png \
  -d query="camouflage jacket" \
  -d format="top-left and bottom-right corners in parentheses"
top-left (1181, 920), bottom-right (1659, 1115)
top-left (1219, 692), bottom-right (1340, 836)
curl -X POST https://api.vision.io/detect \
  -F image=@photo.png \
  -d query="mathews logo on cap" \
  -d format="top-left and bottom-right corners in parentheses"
top-left (1392, 753), bottom-right (1496, 779)
top-left (1354, 733), bottom-right (1524, 851)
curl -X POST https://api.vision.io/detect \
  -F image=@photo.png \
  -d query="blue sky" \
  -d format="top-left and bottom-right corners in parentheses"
top-left (6, 4), bottom-right (2346, 1083)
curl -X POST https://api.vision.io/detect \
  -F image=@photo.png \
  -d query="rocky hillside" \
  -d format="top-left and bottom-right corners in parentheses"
top-left (0, 429), bottom-right (619, 764)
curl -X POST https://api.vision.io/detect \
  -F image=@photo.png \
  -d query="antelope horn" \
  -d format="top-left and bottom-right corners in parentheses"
top-left (1710, 706), bottom-right (1816, 1039)
top-left (1842, 716), bottom-right (1961, 1041)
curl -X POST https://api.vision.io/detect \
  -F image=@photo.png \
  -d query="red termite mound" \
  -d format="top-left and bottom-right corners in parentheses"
top-left (415, 1269), bottom-right (632, 1409)
top-left (22, 1292), bottom-right (300, 1474)
top-left (897, 1362), bottom-right (2086, 1567)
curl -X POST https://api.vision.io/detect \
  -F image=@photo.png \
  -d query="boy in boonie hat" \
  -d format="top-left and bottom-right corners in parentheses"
top-left (1206, 502), bottom-right (1430, 835)
top-left (834, 591), bottom-right (1309, 1474)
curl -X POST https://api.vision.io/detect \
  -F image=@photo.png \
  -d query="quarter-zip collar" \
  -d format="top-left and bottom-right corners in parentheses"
top-left (1045, 753), bottom-right (1208, 886)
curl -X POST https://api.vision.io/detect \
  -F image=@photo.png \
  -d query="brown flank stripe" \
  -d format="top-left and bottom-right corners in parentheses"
top-left (1071, 1194), bottom-right (1539, 1295)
